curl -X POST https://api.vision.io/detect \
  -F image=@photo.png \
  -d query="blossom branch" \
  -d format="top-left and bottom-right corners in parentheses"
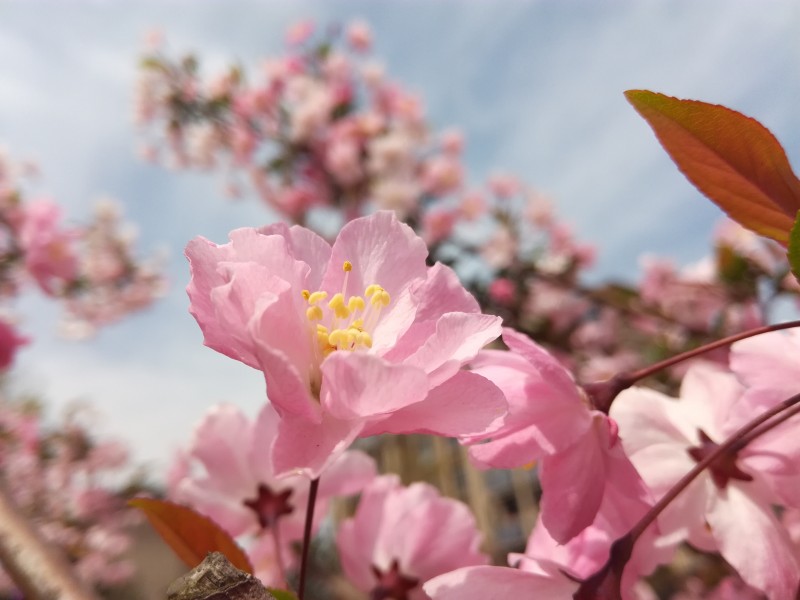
top-left (297, 477), bottom-right (319, 600)
top-left (0, 477), bottom-right (100, 600)
top-left (585, 319), bottom-right (800, 413)
top-left (574, 390), bottom-right (800, 599)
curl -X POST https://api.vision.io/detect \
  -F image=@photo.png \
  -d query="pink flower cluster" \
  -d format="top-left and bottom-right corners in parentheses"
top-left (425, 328), bottom-right (800, 599)
top-left (0, 398), bottom-right (137, 594)
top-left (0, 151), bottom-right (165, 341)
top-left (136, 20), bottom-right (462, 223)
top-left (135, 23), bottom-right (800, 398)
top-left (186, 211), bottom-right (505, 479)
top-left (145, 18), bottom-right (800, 600)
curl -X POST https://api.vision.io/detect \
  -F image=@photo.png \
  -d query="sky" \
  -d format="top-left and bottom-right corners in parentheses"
top-left (1, 1), bottom-right (799, 480)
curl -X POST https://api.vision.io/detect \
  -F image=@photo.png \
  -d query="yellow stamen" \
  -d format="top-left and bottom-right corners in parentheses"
top-left (357, 331), bottom-right (373, 348)
top-left (306, 306), bottom-right (323, 321)
top-left (302, 290), bottom-right (310, 300)
top-left (370, 289), bottom-right (391, 307)
top-left (328, 293), bottom-right (351, 319)
top-left (348, 295), bottom-right (365, 313)
top-left (343, 260), bottom-right (353, 272)
top-left (308, 291), bottom-right (328, 305)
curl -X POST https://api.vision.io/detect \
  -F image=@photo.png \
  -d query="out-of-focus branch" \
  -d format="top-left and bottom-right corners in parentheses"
top-left (167, 552), bottom-right (274, 600)
top-left (0, 477), bottom-right (99, 600)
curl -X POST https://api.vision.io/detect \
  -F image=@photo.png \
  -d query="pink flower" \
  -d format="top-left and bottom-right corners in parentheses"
top-left (424, 560), bottom-right (577, 599)
top-left (285, 20), bottom-right (315, 46)
top-left (171, 403), bottom-right (376, 586)
top-left (611, 364), bottom-right (800, 599)
top-left (0, 318), bottom-right (29, 370)
top-left (487, 278), bottom-right (515, 306)
top-left (346, 20), bottom-right (372, 52)
top-left (466, 328), bottom-right (652, 544)
top-left (487, 172), bottom-right (519, 199)
top-left (186, 211), bottom-right (505, 478)
top-left (337, 475), bottom-right (487, 600)
top-left (19, 200), bottom-right (79, 295)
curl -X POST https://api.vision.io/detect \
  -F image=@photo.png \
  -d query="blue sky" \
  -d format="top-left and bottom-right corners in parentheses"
top-left (1, 1), bottom-right (798, 479)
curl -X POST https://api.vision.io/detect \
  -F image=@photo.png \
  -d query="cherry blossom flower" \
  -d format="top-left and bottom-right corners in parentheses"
top-left (465, 328), bottom-right (652, 544)
top-left (18, 200), bottom-right (79, 295)
top-left (611, 364), bottom-right (800, 599)
top-left (337, 475), bottom-right (487, 600)
top-left (170, 402), bottom-right (376, 586)
top-left (186, 211), bottom-right (505, 478)
top-left (0, 318), bottom-right (29, 370)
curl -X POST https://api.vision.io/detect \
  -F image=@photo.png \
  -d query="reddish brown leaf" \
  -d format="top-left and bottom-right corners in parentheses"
top-left (625, 90), bottom-right (800, 245)
top-left (129, 497), bottom-right (253, 574)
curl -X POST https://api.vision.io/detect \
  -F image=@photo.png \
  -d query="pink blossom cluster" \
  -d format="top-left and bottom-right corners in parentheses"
top-left (426, 327), bottom-right (800, 599)
top-left (136, 20), bottom-right (462, 224)
top-left (0, 150), bottom-right (165, 344)
top-left (141, 19), bottom-right (800, 600)
top-left (179, 208), bottom-right (800, 598)
top-left (135, 22), bottom-right (800, 395)
top-left (0, 397), bottom-right (137, 594)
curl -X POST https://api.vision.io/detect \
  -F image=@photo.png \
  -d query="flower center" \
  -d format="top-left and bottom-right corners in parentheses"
top-left (302, 261), bottom-right (391, 399)
top-left (302, 260), bottom-right (391, 357)
top-left (242, 484), bottom-right (294, 529)
top-left (687, 429), bottom-right (753, 489)
top-left (369, 560), bottom-right (419, 600)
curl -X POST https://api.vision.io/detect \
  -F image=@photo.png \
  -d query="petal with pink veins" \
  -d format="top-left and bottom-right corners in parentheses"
top-left (361, 371), bottom-right (506, 438)
top-left (321, 351), bottom-right (429, 420)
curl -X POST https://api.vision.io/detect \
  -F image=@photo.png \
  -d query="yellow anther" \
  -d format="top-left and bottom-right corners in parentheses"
top-left (348, 295), bottom-right (366, 313)
top-left (370, 289), bottom-right (391, 307)
top-left (365, 284), bottom-right (381, 297)
top-left (343, 260), bottom-right (353, 272)
top-left (308, 291), bottom-right (328, 305)
top-left (316, 324), bottom-right (329, 334)
top-left (351, 318), bottom-right (364, 329)
top-left (306, 306), bottom-right (323, 321)
top-left (302, 290), bottom-right (310, 300)
top-left (328, 293), bottom-right (351, 319)
top-left (328, 328), bottom-right (347, 348)
top-left (357, 331), bottom-right (373, 348)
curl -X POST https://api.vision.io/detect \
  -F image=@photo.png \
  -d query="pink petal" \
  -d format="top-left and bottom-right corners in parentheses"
top-left (248, 402), bottom-right (281, 485)
top-left (317, 449), bottom-right (377, 499)
top-left (321, 352), bottom-right (429, 420)
top-left (408, 262), bottom-right (479, 321)
top-left (187, 404), bottom-right (254, 497)
top-left (337, 475), bottom-right (402, 591)
top-left (186, 230), bottom-right (310, 367)
top-left (322, 212), bottom-right (428, 350)
top-left (271, 412), bottom-right (363, 479)
top-left (258, 222), bottom-right (331, 290)
top-left (501, 328), bottom-right (578, 402)
top-left (402, 313), bottom-right (501, 388)
top-left (423, 566), bottom-right (577, 600)
top-left (730, 330), bottom-right (800, 400)
top-left (538, 417), bottom-right (610, 544)
top-left (361, 371), bottom-right (506, 438)
top-left (249, 283), bottom-right (320, 422)
top-left (467, 349), bottom-right (591, 468)
top-left (173, 478), bottom-right (255, 537)
top-left (322, 211), bottom-right (428, 303)
top-left (707, 483), bottom-right (800, 600)
top-left (393, 485), bottom-right (488, 582)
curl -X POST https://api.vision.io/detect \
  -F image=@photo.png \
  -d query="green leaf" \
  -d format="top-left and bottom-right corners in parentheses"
top-left (267, 589), bottom-right (300, 600)
top-left (625, 90), bottom-right (800, 245)
top-left (787, 211), bottom-right (800, 283)
top-left (129, 497), bottom-right (253, 574)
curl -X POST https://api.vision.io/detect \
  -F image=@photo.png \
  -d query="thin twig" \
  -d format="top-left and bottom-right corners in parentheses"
top-left (297, 477), bottom-right (319, 600)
